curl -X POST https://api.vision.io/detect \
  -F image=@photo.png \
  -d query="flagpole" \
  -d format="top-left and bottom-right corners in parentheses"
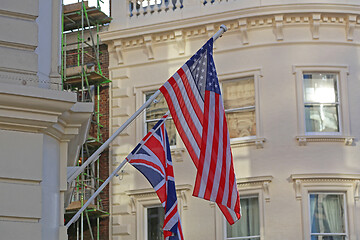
top-left (67, 89), bottom-right (161, 184)
top-left (67, 24), bottom-right (228, 185)
top-left (66, 113), bottom-right (170, 228)
top-left (65, 25), bottom-right (228, 228)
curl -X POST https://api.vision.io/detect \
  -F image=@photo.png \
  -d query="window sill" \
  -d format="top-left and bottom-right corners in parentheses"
top-left (230, 137), bottom-right (265, 149)
top-left (296, 135), bottom-right (354, 146)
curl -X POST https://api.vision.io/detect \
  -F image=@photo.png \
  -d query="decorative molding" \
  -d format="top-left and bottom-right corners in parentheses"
top-left (206, 24), bottom-right (216, 48)
top-left (114, 40), bottom-right (124, 64)
top-left (129, 196), bottom-right (136, 214)
top-left (295, 179), bottom-right (302, 200)
top-left (263, 181), bottom-right (270, 202)
top-left (237, 176), bottom-right (273, 201)
top-left (126, 184), bottom-right (192, 213)
top-left (143, 35), bottom-right (154, 60)
top-left (311, 13), bottom-right (321, 39)
top-left (174, 30), bottom-right (185, 55)
top-left (274, 15), bottom-right (284, 40)
top-left (296, 135), bottom-right (355, 146)
top-left (230, 137), bottom-right (265, 148)
top-left (347, 15), bottom-right (357, 41)
top-left (291, 173), bottom-right (360, 201)
top-left (355, 180), bottom-right (360, 201)
top-left (238, 19), bottom-right (249, 45)
top-left (180, 189), bottom-right (188, 210)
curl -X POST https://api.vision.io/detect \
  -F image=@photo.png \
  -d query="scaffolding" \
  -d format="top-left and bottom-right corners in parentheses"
top-left (61, 1), bottom-right (111, 239)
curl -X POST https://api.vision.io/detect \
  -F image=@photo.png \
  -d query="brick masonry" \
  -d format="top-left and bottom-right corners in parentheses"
top-left (66, 43), bottom-right (110, 240)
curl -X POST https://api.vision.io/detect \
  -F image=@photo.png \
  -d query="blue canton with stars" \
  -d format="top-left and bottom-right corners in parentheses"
top-left (186, 38), bottom-right (221, 101)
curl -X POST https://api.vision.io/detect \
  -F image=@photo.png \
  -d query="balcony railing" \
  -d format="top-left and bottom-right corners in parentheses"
top-left (129, 0), bottom-right (184, 17)
top-left (128, 0), bottom-right (238, 17)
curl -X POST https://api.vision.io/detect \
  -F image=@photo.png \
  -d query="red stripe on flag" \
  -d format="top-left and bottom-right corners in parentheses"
top-left (204, 93), bottom-right (220, 200)
top-left (227, 156), bottom-right (236, 208)
top-left (193, 91), bottom-right (211, 197)
top-left (177, 68), bottom-right (204, 124)
top-left (216, 112), bottom-right (228, 203)
top-left (145, 138), bottom-right (166, 166)
top-left (160, 86), bottom-right (199, 167)
top-left (168, 77), bottom-right (202, 148)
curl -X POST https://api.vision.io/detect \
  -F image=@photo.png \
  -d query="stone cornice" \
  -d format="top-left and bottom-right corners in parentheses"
top-left (102, 10), bottom-right (360, 66)
top-left (125, 184), bottom-right (192, 198)
top-left (44, 102), bottom-right (94, 141)
top-left (0, 83), bottom-right (93, 142)
top-left (101, 4), bottom-right (360, 43)
top-left (291, 173), bottom-right (360, 182)
top-left (291, 173), bottom-right (360, 200)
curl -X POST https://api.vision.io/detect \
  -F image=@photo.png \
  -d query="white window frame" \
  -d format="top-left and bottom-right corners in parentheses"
top-left (144, 204), bottom-right (165, 240)
top-left (126, 184), bottom-right (191, 240)
top-left (308, 192), bottom-right (348, 240)
top-left (215, 176), bottom-right (272, 240)
top-left (292, 65), bottom-right (354, 145)
top-left (218, 68), bottom-right (265, 149)
top-left (291, 174), bottom-right (360, 240)
top-left (225, 195), bottom-right (261, 240)
top-left (143, 90), bottom-right (175, 145)
top-left (134, 84), bottom-right (186, 160)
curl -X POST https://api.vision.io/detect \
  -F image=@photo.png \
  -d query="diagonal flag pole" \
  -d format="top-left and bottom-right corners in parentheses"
top-left (65, 24), bottom-right (228, 228)
top-left (66, 113), bottom-right (170, 228)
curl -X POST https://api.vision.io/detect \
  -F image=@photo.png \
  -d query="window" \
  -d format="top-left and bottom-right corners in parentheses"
top-left (303, 73), bottom-right (340, 133)
top-left (146, 206), bottom-right (165, 240)
top-left (215, 176), bottom-right (271, 240)
top-left (226, 196), bottom-right (260, 240)
top-left (291, 174), bottom-right (359, 240)
top-left (293, 65), bottom-right (353, 145)
top-left (126, 185), bottom-right (191, 240)
top-left (222, 77), bottom-right (256, 139)
top-left (309, 193), bottom-right (347, 240)
top-left (145, 91), bottom-right (176, 146)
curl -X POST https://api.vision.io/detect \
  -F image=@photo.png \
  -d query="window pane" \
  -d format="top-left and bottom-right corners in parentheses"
top-left (311, 236), bottom-right (345, 240)
top-left (147, 120), bottom-right (177, 146)
top-left (226, 110), bottom-right (256, 138)
top-left (147, 206), bottom-right (165, 240)
top-left (303, 73), bottom-right (338, 103)
top-left (145, 92), bottom-right (176, 145)
top-left (227, 197), bottom-right (260, 239)
top-left (222, 78), bottom-right (255, 109)
top-left (146, 93), bottom-right (168, 120)
top-left (309, 194), bottom-right (345, 235)
top-left (304, 105), bottom-right (339, 132)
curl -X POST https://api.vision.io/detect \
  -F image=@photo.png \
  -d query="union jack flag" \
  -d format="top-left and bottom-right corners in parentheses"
top-left (160, 38), bottom-right (241, 224)
top-left (127, 114), bottom-right (184, 240)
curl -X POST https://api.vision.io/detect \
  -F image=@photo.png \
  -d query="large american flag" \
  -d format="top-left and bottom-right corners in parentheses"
top-left (127, 114), bottom-right (184, 240)
top-left (160, 38), bottom-right (241, 224)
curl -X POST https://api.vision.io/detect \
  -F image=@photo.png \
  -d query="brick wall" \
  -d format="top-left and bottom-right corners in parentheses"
top-left (66, 43), bottom-right (110, 240)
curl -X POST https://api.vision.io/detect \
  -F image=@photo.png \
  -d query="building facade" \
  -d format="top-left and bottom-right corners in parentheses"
top-left (100, 0), bottom-right (360, 239)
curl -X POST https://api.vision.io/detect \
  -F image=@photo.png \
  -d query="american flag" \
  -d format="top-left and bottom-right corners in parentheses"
top-left (160, 38), bottom-right (241, 224)
top-left (127, 114), bottom-right (184, 240)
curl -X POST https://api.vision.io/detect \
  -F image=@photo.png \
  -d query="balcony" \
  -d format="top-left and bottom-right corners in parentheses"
top-left (110, 0), bottom-right (360, 32)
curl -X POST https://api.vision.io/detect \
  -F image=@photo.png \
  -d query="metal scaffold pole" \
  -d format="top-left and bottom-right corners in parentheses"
top-left (62, 0), bottom-right (112, 239)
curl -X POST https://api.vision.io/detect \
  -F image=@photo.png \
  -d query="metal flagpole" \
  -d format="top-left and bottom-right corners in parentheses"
top-left (66, 112), bottom-right (170, 228)
top-left (65, 24), bottom-right (228, 228)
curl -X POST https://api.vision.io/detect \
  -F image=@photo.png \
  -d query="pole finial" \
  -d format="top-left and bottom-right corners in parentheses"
top-left (220, 24), bottom-right (228, 33)
top-left (213, 24), bottom-right (228, 41)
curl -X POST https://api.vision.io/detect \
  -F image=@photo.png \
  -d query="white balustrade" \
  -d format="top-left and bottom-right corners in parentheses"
top-left (129, 0), bottom-right (184, 16)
